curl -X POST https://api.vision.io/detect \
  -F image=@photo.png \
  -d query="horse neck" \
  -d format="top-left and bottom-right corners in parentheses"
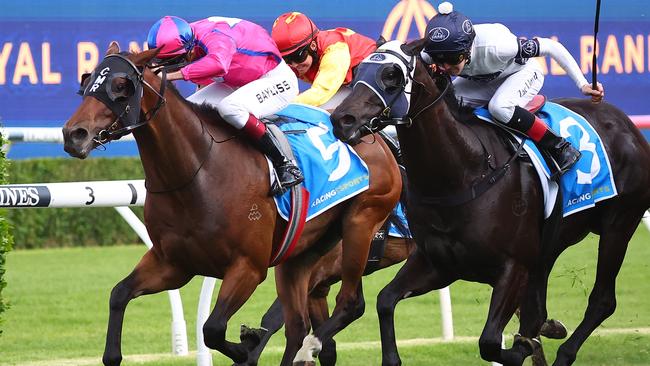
top-left (398, 100), bottom-right (485, 194)
top-left (135, 76), bottom-right (214, 190)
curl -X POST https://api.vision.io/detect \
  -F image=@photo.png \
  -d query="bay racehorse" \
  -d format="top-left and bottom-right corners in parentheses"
top-left (237, 164), bottom-right (413, 366)
top-left (62, 42), bottom-right (401, 366)
top-left (331, 39), bottom-right (650, 366)
top-left (239, 231), bottom-right (414, 366)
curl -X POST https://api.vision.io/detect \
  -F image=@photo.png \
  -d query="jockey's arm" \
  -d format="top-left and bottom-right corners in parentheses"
top-left (167, 70), bottom-right (184, 81)
top-left (536, 37), bottom-right (604, 102)
top-left (536, 37), bottom-right (589, 90)
top-left (294, 42), bottom-right (351, 106)
top-left (179, 35), bottom-right (234, 83)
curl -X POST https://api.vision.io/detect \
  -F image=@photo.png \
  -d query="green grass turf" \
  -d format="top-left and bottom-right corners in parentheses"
top-left (1, 227), bottom-right (649, 365)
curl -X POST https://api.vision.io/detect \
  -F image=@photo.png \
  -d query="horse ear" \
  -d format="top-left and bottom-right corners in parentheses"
top-left (130, 48), bottom-right (162, 66)
top-left (401, 38), bottom-right (427, 56)
top-left (106, 41), bottom-right (120, 56)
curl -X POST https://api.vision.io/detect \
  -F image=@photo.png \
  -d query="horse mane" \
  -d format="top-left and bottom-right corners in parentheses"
top-left (124, 47), bottom-right (225, 126)
top-left (402, 38), bottom-right (476, 124)
top-left (434, 75), bottom-right (476, 123)
top-left (162, 80), bottom-right (226, 126)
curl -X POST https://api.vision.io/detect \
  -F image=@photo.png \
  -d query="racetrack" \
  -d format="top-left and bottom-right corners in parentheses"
top-left (3, 228), bottom-right (650, 366)
top-left (12, 327), bottom-right (650, 366)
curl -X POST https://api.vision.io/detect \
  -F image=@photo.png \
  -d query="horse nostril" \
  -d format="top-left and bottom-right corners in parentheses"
top-left (69, 127), bottom-right (89, 142)
top-left (339, 114), bottom-right (356, 127)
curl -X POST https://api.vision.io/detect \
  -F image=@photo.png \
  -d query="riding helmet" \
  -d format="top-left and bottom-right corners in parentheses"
top-left (271, 12), bottom-right (319, 56)
top-left (421, 2), bottom-right (475, 63)
top-left (147, 16), bottom-right (195, 59)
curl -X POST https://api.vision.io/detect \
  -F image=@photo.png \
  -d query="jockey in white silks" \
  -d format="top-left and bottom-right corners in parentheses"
top-left (420, 2), bottom-right (605, 174)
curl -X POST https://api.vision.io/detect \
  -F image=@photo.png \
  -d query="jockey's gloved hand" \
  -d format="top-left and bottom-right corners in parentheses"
top-left (581, 82), bottom-right (604, 103)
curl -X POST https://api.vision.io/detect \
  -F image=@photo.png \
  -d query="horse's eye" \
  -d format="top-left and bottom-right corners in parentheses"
top-left (380, 65), bottom-right (405, 93)
top-left (110, 78), bottom-right (134, 100)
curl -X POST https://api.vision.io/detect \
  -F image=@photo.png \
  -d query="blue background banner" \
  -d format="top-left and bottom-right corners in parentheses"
top-left (1, 0), bottom-right (649, 158)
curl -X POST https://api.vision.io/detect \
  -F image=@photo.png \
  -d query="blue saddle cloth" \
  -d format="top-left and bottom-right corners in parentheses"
top-left (272, 104), bottom-right (370, 221)
top-left (388, 201), bottom-right (411, 238)
top-left (474, 101), bottom-right (617, 217)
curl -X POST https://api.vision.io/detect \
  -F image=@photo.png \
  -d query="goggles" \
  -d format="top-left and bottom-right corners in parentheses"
top-left (429, 52), bottom-right (465, 66)
top-left (283, 44), bottom-right (310, 64)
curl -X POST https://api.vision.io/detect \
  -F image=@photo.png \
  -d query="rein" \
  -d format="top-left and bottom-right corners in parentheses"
top-left (394, 54), bottom-right (522, 207)
top-left (92, 55), bottom-right (167, 144)
top-left (88, 54), bottom-right (238, 194)
top-left (144, 117), bottom-right (217, 194)
top-left (413, 140), bottom-right (525, 207)
top-left (367, 55), bottom-right (451, 133)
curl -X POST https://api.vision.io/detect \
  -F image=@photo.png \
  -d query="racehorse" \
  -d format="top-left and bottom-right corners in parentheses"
top-left (239, 166), bottom-right (567, 366)
top-left (61, 42), bottom-right (401, 366)
top-left (331, 38), bottom-right (650, 366)
top-left (239, 232), bottom-right (414, 366)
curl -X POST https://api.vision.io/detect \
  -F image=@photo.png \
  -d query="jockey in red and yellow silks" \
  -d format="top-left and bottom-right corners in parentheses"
top-left (272, 12), bottom-right (377, 108)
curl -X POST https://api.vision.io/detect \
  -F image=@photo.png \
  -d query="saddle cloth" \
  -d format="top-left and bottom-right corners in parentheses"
top-left (269, 103), bottom-right (370, 221)
top-left (474, 101), bottom-right (618, 218)
top-left (388, 201), bottom-right (411, 238)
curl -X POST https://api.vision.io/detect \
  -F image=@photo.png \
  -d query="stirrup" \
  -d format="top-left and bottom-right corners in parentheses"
top-left (270, 165), bottom-right (304, 196)
top-left (555, 150), bottom-right (581, 176)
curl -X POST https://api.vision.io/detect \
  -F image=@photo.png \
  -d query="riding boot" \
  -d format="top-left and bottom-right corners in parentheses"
top-left (508, 106), bottom-right (581, 174)
top-left (243, 114), bottom-right (304, 195)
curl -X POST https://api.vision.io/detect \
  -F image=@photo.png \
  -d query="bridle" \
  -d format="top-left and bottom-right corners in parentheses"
top-left (79, 53), bottom-right (167, 145)
top-left (78, 53), bottom-right (227, 193)
top-left (355, 45), bottom-right (452, 135)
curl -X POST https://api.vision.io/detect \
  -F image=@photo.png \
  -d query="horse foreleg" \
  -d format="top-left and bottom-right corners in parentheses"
top-left (303, 223), bottom-right (376, 360)
top-left (553, 211), bottom-right (642, 366)
top-left (103, 250), bottom-right (191, 366)
top-left (202, 260), bottom-right (266, 364)
top-left (377, 247), bottom-right (454, 366)
top-left (275, 261), bottom-right (312, 366)
top-left (233, 298), bottom-right (284, 366)
top-left (308, 284), bottom-right (336, 366)
top-left (480, 261), bottom-right (529, 366)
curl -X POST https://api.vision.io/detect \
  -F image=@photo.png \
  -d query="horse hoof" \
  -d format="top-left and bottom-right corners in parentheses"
top-left (540, 319), bottom-right (568, 339)
top-left (293, 334), bottom-right (322, 364)
top-left (239, 324), bottom-right (267, 349)
top-left (498, 335), bottom-right (537, 366)
top-left (102, 352), bottom-right (123, 366)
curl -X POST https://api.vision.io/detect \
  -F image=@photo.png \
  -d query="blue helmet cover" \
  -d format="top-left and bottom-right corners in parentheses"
top-left (423, 11), bottom-right (475, 55)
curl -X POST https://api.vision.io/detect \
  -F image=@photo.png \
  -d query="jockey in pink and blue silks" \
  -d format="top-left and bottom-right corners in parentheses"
top-left (147, 16), bottom-right (303, 195)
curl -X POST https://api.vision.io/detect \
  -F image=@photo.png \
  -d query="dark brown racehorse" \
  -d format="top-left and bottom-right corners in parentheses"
top-left (238, 168), bottom-right (565, 366)
top-left (61, 42), bottom-right (401, 366)
top-left (331, 39), bottom-right (650, 366)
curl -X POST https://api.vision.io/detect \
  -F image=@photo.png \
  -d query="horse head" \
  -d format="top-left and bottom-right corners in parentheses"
top-left (62, 42), bottom-right (163, 158)
top-left (332, 38), bottom-right (450, 144)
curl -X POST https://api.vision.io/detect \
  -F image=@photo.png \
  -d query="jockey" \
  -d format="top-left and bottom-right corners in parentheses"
top-left (147, 15), bottom-right (303, 195)
top-left (420, 2), bottom-right (605, 174)
top-left (271, 12), bottom-right (377, 108)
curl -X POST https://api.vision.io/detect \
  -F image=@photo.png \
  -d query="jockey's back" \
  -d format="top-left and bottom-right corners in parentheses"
top-left (185, 17), bottom-right (282, 87)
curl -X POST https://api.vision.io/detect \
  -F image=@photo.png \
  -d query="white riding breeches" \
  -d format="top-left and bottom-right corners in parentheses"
top-left (186, 60), bottom-right (299, 129)
top-left (453, 60), bottom-right (544, 123)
